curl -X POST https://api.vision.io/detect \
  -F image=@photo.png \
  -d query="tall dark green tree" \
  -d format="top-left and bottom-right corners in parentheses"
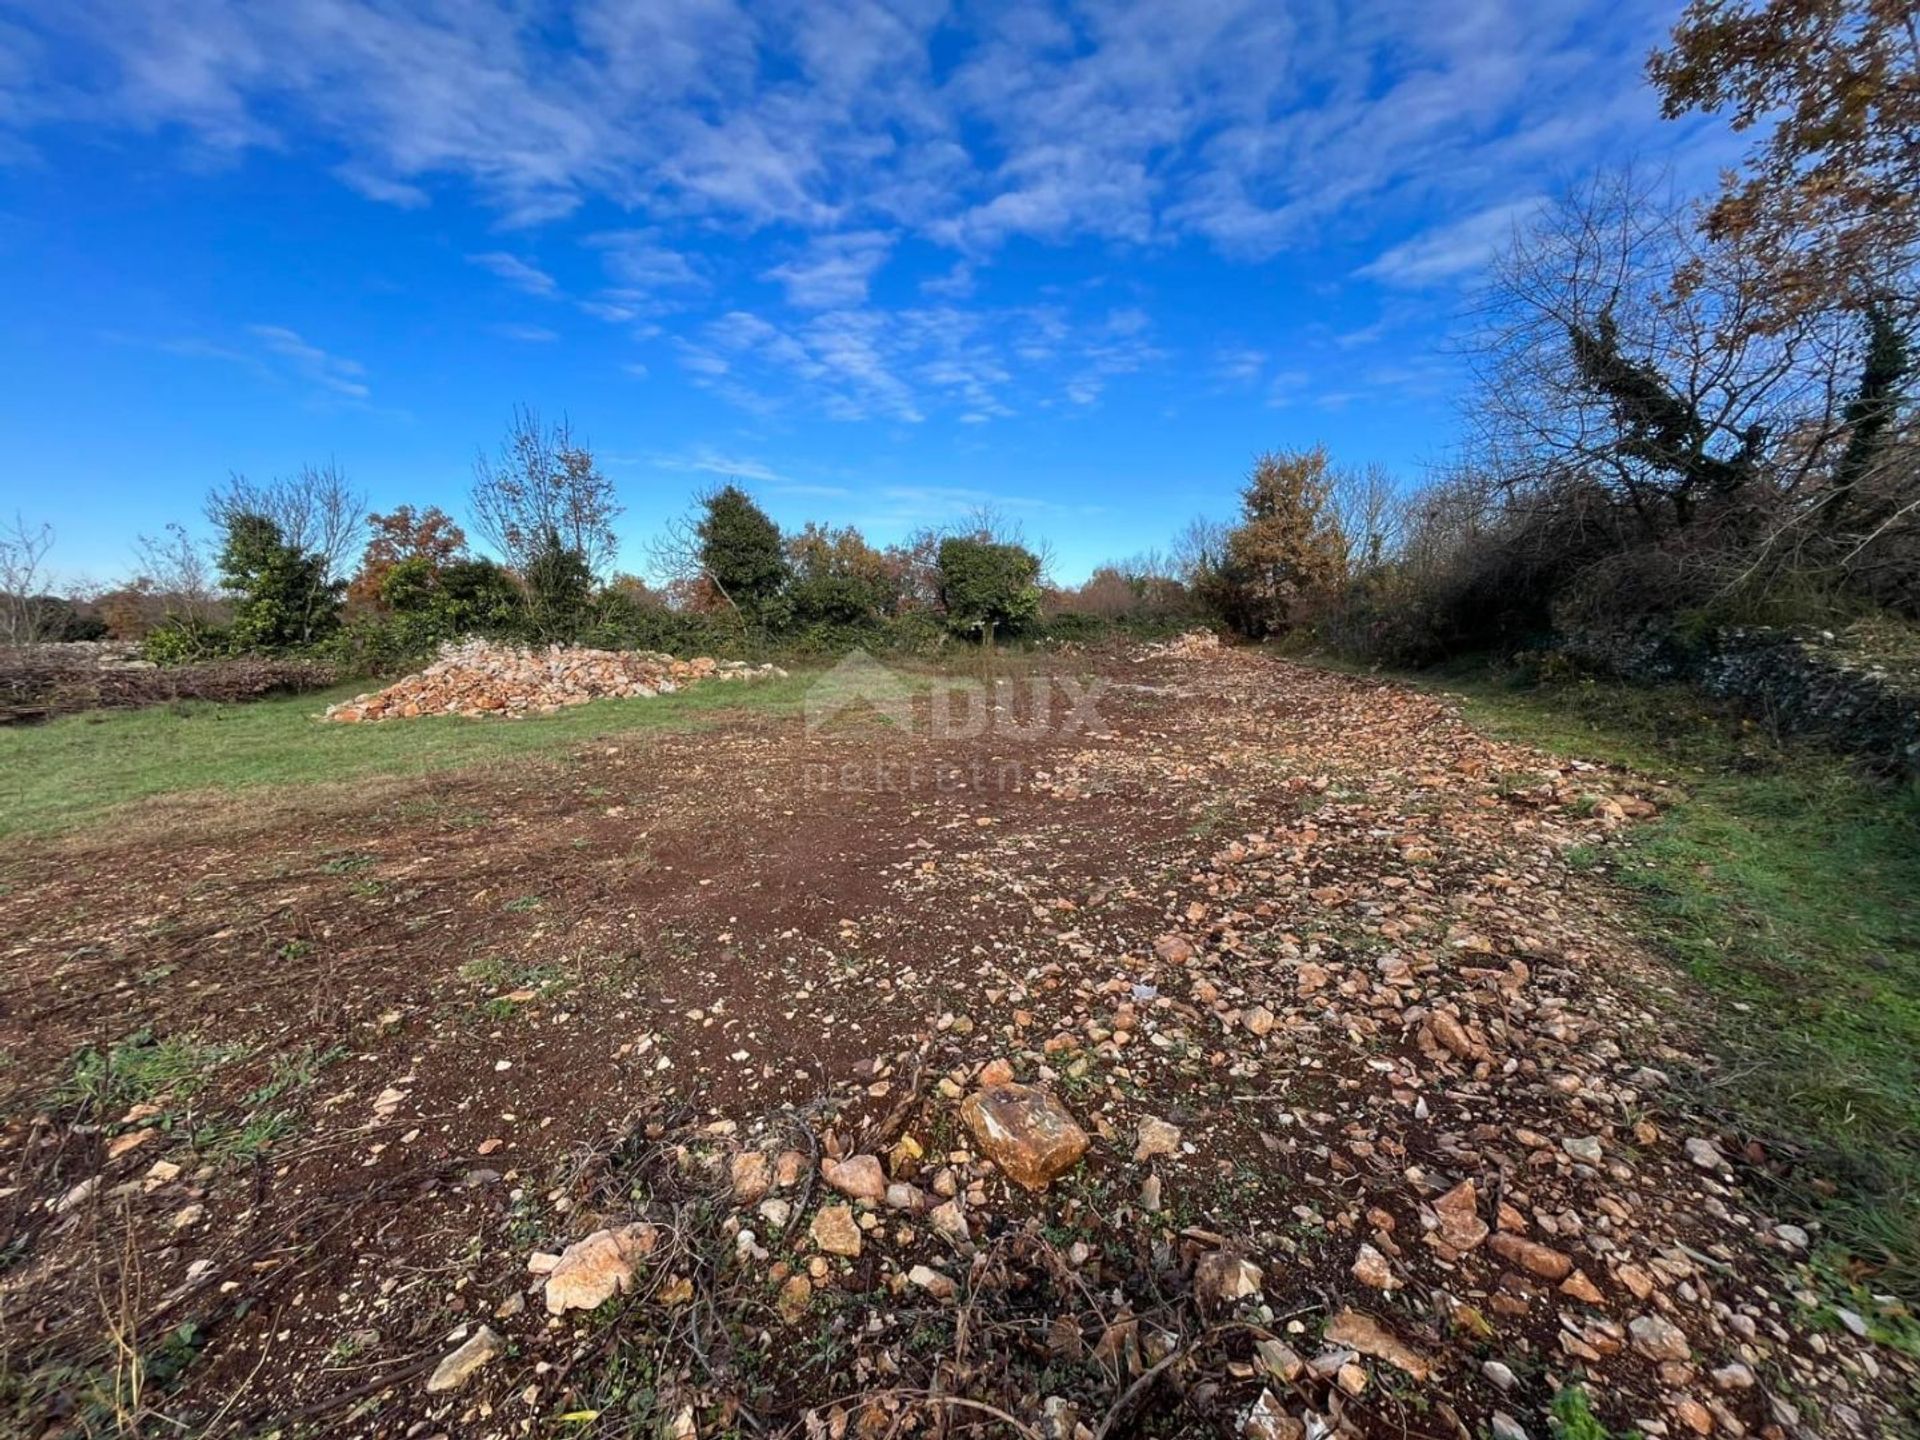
top-left (696, 485), bottom-right (788, 622)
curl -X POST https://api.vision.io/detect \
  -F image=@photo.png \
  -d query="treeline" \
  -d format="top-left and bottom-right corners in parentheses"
top-left (11, 407), bottom-right (1202, 671)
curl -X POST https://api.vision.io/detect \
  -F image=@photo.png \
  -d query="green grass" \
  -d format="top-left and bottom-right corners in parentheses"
top-left (1350, 656), bottom-right (1920, 1302)
top-left (0, 672), bottom-right (820, 838)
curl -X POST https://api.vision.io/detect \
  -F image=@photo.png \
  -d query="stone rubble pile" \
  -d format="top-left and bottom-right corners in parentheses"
top-left (1139, 628), bottom-right (1223, 659)
top-left (323, 639), bottom-right (784, 722)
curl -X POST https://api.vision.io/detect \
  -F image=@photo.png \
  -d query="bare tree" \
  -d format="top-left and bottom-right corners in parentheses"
top-left (0, 513), bottom-right (57, 644)
top-left (132, 522), bottom-right (217, 624)
top-left (206, 461), bottom-right (367, 584)
top-left (1328, 462), bottom-right (1404, 575)
top-left (1170, 515), bottom-right (1231, 586)
top-left (469, 407), bottom-right (621, 578)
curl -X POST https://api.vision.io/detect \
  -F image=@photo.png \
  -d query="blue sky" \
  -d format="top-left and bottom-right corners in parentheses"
top-left (0, 0), bottom-right (1727, 585)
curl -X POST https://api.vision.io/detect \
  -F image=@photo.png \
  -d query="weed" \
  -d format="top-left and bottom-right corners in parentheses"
top-left (1549, 1384), bottom-right (1640, 1440)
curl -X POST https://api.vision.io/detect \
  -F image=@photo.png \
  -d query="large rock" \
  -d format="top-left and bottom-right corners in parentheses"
top-left (543, 1223), bottom-right (658, 1314)
top-left (960, 1084), bottom-right (1090, 1191)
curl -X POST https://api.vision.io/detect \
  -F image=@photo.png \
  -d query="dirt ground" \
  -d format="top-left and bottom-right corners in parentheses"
top-left (2, 644), bottom-right (1912, 1438)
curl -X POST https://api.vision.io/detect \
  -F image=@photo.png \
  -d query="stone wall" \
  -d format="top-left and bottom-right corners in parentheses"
top-left (1557, 622), bottom-right (1920, 771)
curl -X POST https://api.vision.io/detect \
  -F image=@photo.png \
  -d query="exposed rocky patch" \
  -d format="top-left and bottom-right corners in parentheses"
top-left (1, 643), bottom-right (1911, 1438)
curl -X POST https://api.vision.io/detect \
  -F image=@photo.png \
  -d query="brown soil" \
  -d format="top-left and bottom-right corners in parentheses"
top-left (0, 646), bottom-right (1910, 1438)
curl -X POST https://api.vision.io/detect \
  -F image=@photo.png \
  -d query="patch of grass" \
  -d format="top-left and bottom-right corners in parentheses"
top-left (58, 1029), bottom-right (235, 1127)
top-left (1550, 1384), bottom-right (1640, 1440)
top-left (1356, 656), bottom-right (1920, 1302)
top-left (0, 671), bottom-right (821, 839)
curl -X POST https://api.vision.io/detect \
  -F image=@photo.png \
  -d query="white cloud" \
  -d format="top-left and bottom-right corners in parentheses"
top-left (763, 230), bottom-right (894, 309)
top-left (468, 252), bottom-right (558, 297)
top-left (1355, 197), bottom-right (1546, 287)
top-left (3, 0), bottom-right (1690, 267)
top-left (1214, 346), bottom-right (1267, 385)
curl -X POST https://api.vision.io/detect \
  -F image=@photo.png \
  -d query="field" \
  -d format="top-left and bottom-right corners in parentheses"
top-left (2, 642), bottom-right (1914, 1438)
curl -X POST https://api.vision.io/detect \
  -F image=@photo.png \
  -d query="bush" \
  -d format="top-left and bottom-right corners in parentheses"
top-left (142, 615), bottom-right (233, 665)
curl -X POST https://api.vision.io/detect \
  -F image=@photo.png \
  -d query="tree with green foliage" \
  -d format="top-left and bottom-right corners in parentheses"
top-left (785, 522), bottom-right (902, 625)
top-left (696, 485), bottom-right (788, 622)
top-left (935, 535), bottom-right (1042, 641)
top-left (215, 511), bottom-right (343, 651)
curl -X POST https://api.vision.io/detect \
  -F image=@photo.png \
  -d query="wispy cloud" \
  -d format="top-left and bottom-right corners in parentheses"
top-left (245, 325), bottom-right (370, 400)
top-left (467, 252), bottom-right (558, 297)
top-left (118, 323), bottom-right (373, 404)
top-left (649, 446), bottom-right (787, 485)
top-left (5, 2), bottom-right (1688, 264)
top-left (1355, 197), bottom-right (1546, 287)
top-left (489, 322), bottom-right (559, 343)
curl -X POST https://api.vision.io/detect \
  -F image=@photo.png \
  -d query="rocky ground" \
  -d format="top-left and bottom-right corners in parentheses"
top-left (1, 643), bottom-right (1912, 1438)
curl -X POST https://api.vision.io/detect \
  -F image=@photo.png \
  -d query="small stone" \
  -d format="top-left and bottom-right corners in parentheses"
top-left (1244, 1005), bottom-right (1276, 1037)
top-left (544, 1223), bottom-right (658, 1314)
top-left (171, 1203), bottom-right (205, 1229)
top-left (811, 1203), bottom-right (862, 1257)
top-left (757, 1198), bottom-right (793, 1231)
top-left (1630, 1313), bottom-right (1692, 1363)
top-left (979, 1058), bottom-right (1015, 1087)
top-left (1491, 1414), bottom-right (1529, 1440)
top-left (1134, 1116), bottom-right (1181, 1161)
top-left (822, 1154), bottom-right (887, 1202)
top-left (1482, 1360), bottom-right (1517, 1391)
top-left (1674, 1398), bottom-right (1715, 1435)
top-left (1242, 1388), bottom-right (1303, 1440)
top-left (731, 1151), bottom-right (771, 1203)
top-left (929, 1198), bottom-right (970, 1244)
top-left (1323, 1308), bottom-right (1433, 1380)
top-left (1195, 1251), bottom-right (1263, 1304)
top-left (426, 1326), bottom-right (502, 1393)
top-left (1560, 1270), bottom-right (1604, 1304)
top-left (907, 1264), bottom-right (957, 1300)
top-left (1255, 1339), bottom-right (1304, 1383)
top-left (1684, 1138), bottom-right (1724, 1170)
top-left (1140, 1174), bottom-right (1163, 1213)
top-left (107, 1127), bottom-right (157, 1160)
top-left (1488, 1232), bottom-right (1573, 1280)
top-left (1430, 1178), bottom-right (1489, 1251)
top-left (1710, 1362), bottom-right (1755, 1391)
top-left (777, 1273), bottom-right (812, 1325)
top-left (1562, 1136), bottom-right (1603, 1165)
top-left (1351, 1243), bottom-right (1398, 1290)
top-left (1154, 933), bottom-right (1195, 964)
top-left (1335, 1363), bottom-right (1367, 1396)
top-left (1773, 1222), bottom-right (1809, 1250)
